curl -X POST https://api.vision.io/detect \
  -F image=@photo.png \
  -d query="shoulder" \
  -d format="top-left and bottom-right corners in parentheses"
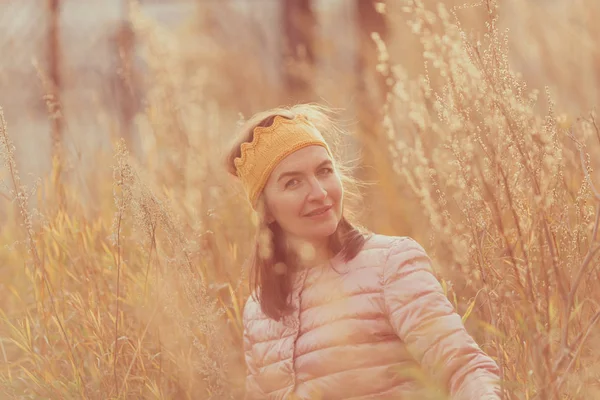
top-left (347, 234), bottom-right (431, 277)
top-left (376, 235), bottom-right (436, 284)
top-left (364, 234), bottom-right (432, 273)
top-left (361, 233), bottom-right (429, 259)
top-left (338, 233), bottom-right (400, 272)
top-left (388, 236), bottom-right (430, 261)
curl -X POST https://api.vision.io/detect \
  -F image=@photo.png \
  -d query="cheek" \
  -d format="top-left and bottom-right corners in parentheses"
top-left (328, 176), bottom-right (343, 202)
top-left (270, 193), bottom-right (304, 221)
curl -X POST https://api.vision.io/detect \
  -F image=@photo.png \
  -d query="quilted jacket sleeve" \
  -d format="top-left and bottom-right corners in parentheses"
top-left (383, 238), bottom-right (501, 400)
top-left (243, 298), bottom-right (267, 400)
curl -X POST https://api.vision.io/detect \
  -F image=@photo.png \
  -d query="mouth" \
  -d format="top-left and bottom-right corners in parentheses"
top-left (304, 205), bottom-right (333, 217)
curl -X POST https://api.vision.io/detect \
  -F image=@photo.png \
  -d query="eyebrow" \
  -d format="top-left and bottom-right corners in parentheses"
top-left (277, 159), bottom-right (333, 182)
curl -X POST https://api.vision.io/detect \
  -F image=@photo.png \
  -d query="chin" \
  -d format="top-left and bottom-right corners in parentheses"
top-left (305, 218), bottom-right (339, 238)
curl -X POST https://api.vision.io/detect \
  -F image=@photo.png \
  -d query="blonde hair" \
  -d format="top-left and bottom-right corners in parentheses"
top-left (225, 103), bottom-right (370, 320)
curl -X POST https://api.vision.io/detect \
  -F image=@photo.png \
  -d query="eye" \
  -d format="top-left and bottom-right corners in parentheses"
top-left (285, 179), bottom-right (300, 189)
top-left (319, 167), bottom-right (334, 175)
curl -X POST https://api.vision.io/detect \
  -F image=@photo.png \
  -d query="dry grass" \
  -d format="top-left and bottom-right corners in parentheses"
top-left (377, 1), bottom-right (600, 398)
top-left (1, 0), bottom-right (599, 399)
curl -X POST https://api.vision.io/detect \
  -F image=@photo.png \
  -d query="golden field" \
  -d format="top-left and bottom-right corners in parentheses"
top-left (1, 0), bottom-right (599, 399)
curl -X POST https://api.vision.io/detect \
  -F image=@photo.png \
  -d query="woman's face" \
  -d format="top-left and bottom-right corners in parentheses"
top-left (262, 145), bottom-right (343, 250)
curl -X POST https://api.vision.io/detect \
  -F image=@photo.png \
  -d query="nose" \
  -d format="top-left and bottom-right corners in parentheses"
top-left (306, 178), bottom-right (327, 201)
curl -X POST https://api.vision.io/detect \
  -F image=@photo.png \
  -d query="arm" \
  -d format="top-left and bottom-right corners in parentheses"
top-left (383, 238), bottom-right (501, 400)
top-left (243, 331), bottom-right (267, 399)
top-left (243, 297), bottom-right (267, 400)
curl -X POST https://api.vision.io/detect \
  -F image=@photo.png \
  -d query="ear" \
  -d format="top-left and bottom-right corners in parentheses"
top-left (265, 209), bottom-right (275, 224)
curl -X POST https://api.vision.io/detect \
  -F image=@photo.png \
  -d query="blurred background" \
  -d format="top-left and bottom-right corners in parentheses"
top-left (1, 0), bottom-right (598, 189)
top-left (1, 0), bottom-right (600, 399)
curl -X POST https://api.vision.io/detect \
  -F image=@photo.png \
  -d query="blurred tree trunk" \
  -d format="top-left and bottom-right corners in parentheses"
top-left (356, 0), bottom-right (387, 136)
top-left (47, 0), bottom-right (67, 210)
top-left (48, 0), bottom-right (62, 163)
top-left (113, 0), bottom-right (139, 156)
top-left (281, 0), bottom-right (316, 102)
top-left (355, 1), bottom-right (404, 234)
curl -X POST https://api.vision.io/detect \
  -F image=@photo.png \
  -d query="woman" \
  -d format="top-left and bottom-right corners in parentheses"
top-left (225, 104), bottom-right (501, 400)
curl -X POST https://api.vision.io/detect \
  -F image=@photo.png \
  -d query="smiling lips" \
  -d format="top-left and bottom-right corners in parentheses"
top-left (304, 205), bottom-right (333, 217)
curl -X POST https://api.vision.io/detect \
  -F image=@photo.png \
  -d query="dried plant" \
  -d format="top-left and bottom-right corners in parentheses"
top-left (374, 0), bottom-right (600, 398)
top-left (1, 1), bottom-right (599, 399)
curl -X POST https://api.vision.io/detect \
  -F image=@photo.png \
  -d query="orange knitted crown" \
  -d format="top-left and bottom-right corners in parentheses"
top-left (234, 114), bottom-right (332, 208)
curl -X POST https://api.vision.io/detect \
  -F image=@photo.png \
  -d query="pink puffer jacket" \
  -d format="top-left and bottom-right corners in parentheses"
top-left (243, 234), bottom-right (501, 399)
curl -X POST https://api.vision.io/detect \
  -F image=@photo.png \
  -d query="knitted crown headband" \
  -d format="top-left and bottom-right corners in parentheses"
top-left (234, 114), bottom-right (332, 208)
